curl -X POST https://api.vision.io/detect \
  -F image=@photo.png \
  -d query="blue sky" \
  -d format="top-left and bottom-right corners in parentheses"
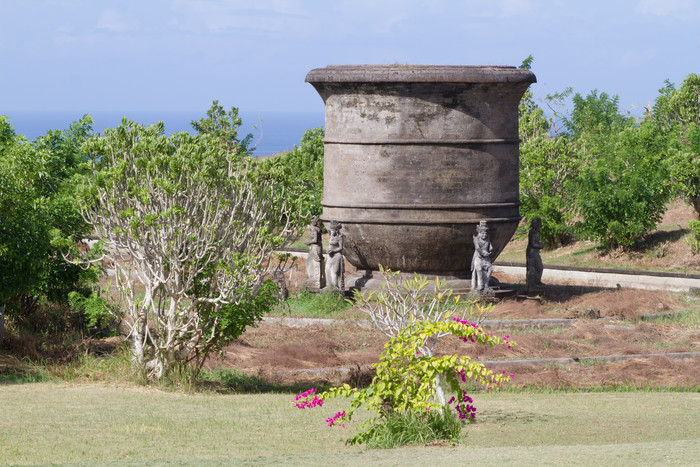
top-left (1, 0), bottom-right (698, 116)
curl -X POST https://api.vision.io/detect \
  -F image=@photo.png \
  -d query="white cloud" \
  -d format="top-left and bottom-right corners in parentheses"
top-left (332, 0), bottom-right (445, 36)
top-left (618, 47), bottom-right (659, 68)
top-left (496, 0), bottom-right (538, 16)
top-left (268, 0), bottom-right (309, 16)
top-left (636, 0), bottom-right (700, 18)
top-left (56, 25), bottom-right (74, 34)
top-left (54, 24), bottom-right (78, 45)
top-left (171, 0), bottom-right (313, 34)
top-left (95, 9), bottom-right (133, 32)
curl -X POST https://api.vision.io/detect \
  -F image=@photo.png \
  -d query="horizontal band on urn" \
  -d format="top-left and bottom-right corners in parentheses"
top-left (322, 202), bottom-right (522, 210)
top-left (318, 216), bottom-right (521, 225)
top-left (323, 138), bottom-right (521, 145)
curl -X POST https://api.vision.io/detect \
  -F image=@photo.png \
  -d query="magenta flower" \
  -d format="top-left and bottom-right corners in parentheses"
top-left (326, 410), bottom-right (346, 427)
top-left (293, 388), bottom-right (324, 409)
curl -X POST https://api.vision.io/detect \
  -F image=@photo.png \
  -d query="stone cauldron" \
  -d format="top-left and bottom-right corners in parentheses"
top-left (306, 65), bottom-right (536, 275)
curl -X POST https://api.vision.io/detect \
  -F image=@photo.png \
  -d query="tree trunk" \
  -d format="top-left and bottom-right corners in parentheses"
top-left (0, 304), bottom-right (5, 341)
top-left (131, 307), bottom-right (148, 373)
top-left (131, 329), bottom-right (144, 367)
top-left (691, 195), bottom-right (700, 220)
top-left (434, 373), bottom-right (447, 407)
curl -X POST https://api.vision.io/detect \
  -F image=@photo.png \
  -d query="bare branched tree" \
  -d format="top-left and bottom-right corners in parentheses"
top-left (352, 267), bottom-right (491, 404)
top-left (79, 116), bottom-right (306, 380)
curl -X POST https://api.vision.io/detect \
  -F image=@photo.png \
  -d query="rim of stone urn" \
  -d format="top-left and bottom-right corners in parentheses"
top-left (305, 65), bottom-right (536, 84)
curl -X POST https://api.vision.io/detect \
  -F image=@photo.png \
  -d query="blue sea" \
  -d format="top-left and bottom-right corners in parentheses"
top-left (2, 110), bottom-right (324, 156)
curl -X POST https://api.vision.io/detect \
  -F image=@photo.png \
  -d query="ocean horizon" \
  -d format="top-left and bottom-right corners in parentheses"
top-left (2, 110), bottom-right (325, 156)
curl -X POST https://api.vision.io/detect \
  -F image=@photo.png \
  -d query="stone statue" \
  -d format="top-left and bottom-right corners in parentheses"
top-left (471, 220), bottom-right (494, 295)
top-left (526, 217), bottom-right (545, 291)
top-left (325, 220), bottom-right (345, 291)
top-left (303, 216), bottom-right (325, 291)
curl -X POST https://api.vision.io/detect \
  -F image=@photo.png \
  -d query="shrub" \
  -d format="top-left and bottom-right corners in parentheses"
top-left (293, 272), bottom-right (515, 446)
top-left (687, 220), bottom-right (700, 254)
top-left (568, 120), bottom-right (670, 249)
top-left (78, 105), bottom-right (306, 380)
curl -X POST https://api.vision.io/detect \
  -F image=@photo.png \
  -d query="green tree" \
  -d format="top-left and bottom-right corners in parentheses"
top-left (0, 115), bottom-right (103, 337)
top-left (517, 56), bottom-right (578, 246)
top-left (275, 127), bottom-right (324, 216)
top-left (565, 90), bottom-right (633, 143)
top-left (519, 135), bottom-right (579, 246)
top-left (551, 89), bottom-right (671, 249)
top-left (652, 74), bottom-right (700, 217)
top-left (0, 120), bottom-right (48, 305)
top-left (191, 100), bottom-right (254, 157)
top-left (568, 119), bottom-right (671, 248)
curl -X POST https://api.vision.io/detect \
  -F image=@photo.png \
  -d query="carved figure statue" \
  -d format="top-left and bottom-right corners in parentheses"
top-left (471, 220), bottom-right (494, 295)
top-left (325, 220), bottom-right (345, 291)
top-left (526, 217), bottom-right (545, 291)
top-left (303, 216), bottom-right (325, 290)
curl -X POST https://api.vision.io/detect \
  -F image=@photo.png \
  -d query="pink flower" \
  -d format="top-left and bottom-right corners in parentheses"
top-left (326, 410), bottom-right (346, 427)
top-left (293, 389), bottom-right (324, 409)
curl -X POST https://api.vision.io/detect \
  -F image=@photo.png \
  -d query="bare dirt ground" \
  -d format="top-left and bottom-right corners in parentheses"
top-left (205, 199), bottom-right (700, 389)
top-left (208, 315), bottom-right (700, 389)
top-left (208, 281), bottom-right (700, 390)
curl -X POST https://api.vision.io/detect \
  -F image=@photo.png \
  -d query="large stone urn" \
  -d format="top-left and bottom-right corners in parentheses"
top-left (305, 65), bottom-right (536, 276)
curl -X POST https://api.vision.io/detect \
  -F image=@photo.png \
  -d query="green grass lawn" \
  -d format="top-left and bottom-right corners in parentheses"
top-left (1, 383), bottom-right (698, 466)
top-left (269, 289), bottom-right (359, 318)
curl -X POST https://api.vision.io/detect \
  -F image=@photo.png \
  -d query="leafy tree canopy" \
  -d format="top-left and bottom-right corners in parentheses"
top-left (652, 74), bottom-right (700, 217)
top-left (0, 115), bottom-right (102, 330)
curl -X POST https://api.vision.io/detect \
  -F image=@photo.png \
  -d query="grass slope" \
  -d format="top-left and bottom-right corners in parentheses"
top-left (1, 383), bottom-right (698, 465)
top-left (499, 199), bottom-right (700, 275)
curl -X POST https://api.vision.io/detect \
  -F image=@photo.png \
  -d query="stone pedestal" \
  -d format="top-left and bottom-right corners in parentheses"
top-left (345, 270), bottom-right (514, 299)
top-left (303, 244), bottom-right (325, 291)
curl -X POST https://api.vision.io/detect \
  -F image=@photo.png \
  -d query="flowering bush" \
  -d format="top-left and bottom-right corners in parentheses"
top-left (292, 315), bottom-right (515, 445)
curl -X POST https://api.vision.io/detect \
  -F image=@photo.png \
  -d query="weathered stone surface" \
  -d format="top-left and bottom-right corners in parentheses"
top-left (324, 220), bottom-right (345, 291)
top-left (471, 220), bottom-right (494, 295)
top-left (306, 65), bottom-right (536, 274)
top-left (526, 217), bottom-right (545, 292)
top-left (303, 216), bottom-right (325, 291)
